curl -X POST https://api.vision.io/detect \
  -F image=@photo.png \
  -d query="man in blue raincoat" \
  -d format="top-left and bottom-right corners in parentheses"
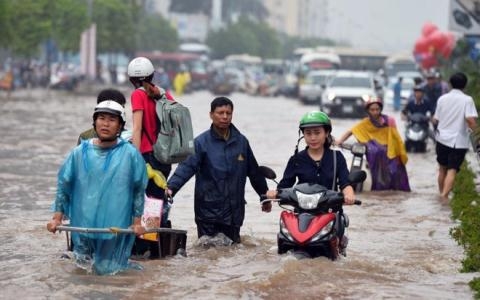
top-left (393, 76), bottom-right (403, 111)
top-left (167, 97), bottom-right (271, 244)
top-left (47, 98), bottom-right (147, 275)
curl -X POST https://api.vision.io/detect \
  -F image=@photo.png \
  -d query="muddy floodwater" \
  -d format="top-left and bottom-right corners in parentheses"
top-left (0, 88), bottom-right (477, 299)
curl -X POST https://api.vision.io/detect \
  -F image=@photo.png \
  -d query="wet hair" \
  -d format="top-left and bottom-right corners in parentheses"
top-left (449, 72), bottom-right (468, 90)
top-left (97, 89), bottom-right (126, 106)
top-left (210, 96), bottom-right (234, 112)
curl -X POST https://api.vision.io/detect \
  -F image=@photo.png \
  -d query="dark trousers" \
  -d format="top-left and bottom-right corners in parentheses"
top-left (196, 221), bottom-right (241, 244)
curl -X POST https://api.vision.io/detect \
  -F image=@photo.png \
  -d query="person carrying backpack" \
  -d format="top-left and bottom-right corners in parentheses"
top-left (127, 56), bottom-right (178, 258)
top-left (127, 57), bottom-right (175, 214)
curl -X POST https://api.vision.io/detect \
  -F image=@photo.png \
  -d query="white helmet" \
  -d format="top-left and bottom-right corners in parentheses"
top-left (93, 100), bottom-right (126, 125)
top-left (127, 57), bottom-right (154, 80)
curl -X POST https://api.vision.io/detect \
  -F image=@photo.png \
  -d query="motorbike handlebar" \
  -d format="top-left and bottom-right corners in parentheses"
top-left (354, 200), bottom-right (362, 205)
top-left (338, 142), bottom-right (352, 150)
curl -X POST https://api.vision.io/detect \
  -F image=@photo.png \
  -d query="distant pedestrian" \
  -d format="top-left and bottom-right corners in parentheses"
top-left (393, 76), bottom-right (403, 111)
top-left (424, 72), bottom-right (443, 113)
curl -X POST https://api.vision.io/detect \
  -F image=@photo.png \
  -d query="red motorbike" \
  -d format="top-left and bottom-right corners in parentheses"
top-left (260, 166), bottom-right (365, 259)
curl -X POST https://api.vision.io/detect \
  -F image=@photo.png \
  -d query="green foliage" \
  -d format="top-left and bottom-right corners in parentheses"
top-left (4, 0), bottom-right (51, 57)
top-left (470, 278), bottom-right (480, 299)
top-left (206, 16), bottom-right (279, 59)
top-left (441, 36), bottom-right (480, 299)
top-left (449, 162), bottom-right (480, 298)
top-left (50, 0), bottom-right (88, 52)
top-left (136, 14), bottom-right (179, 53)
top-left (0, 1), bottom-right (11, 46)
top-left (0, 0), bottom-right (178, 59)
top-left (92, 0), bottom-right (136, 54)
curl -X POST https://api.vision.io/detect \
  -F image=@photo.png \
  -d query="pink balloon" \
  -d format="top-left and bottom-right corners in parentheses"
top-left (414, 37), bottom-right (430, 53)
top-left (428, 31), bottom-right (448, 51)
top-left (438, 33), bottom-right (456, 59)
top-left (422, 22), bottom-right (439, 37)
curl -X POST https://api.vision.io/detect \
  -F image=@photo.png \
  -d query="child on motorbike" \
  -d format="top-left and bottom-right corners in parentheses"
top-left (266, 111), bottom-right (356, 254)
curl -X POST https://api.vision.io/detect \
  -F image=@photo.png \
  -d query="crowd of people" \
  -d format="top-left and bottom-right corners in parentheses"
top-left (46, 55), bottom-right (479, 275)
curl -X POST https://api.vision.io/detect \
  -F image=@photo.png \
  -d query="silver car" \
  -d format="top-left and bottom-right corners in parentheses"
top-left (299, 70), bottom-right (336, 105)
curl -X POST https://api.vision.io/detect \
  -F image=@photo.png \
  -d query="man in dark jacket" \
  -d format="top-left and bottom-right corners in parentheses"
top-left (424, 72), bottom-right (443, 113)
top-left (167, 97), bottom-right (271, 243)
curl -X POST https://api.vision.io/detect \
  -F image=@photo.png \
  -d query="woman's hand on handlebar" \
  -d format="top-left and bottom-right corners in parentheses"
top-left (342, 186), bottom-right (356, 205)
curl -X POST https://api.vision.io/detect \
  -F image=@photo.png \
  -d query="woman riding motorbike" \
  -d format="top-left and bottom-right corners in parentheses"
top-left (266, 111), bottom-right (356, 254)
top-left (336, 97), bottom-right (411, 191)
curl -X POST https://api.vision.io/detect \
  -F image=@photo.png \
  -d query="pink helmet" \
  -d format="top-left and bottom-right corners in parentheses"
top-left (364, 96), bottom-right (383, 110)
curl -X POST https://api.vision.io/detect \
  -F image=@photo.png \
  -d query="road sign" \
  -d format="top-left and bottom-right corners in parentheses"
top-left (449, 0), bottom-right (480, 35)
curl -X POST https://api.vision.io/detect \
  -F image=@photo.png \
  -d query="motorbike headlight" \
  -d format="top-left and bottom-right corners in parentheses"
top-left (310, 220), bottom-right (334, 242)
top-left (351, 143), bottom-right (367, 155)
top-left (296, 191), bottom-right (321, 209)
top-left (327, 92), bottom-right (336, 101)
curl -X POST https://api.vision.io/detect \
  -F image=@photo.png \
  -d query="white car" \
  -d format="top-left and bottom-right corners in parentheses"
top-left (299, 70), bottom-right (336, 105)
top-left (322, 70), bottom-right (377, 118)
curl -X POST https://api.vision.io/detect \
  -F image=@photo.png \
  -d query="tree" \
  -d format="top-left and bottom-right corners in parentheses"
top-left (0, 1), bottom-right (12, 47)
top-left (92, 0), bottom-right (136, 55)
top-left (4, 0), bottom-right (51, 57)
top-left (206, 16), bottom-right (279, 59)
top-left (136, 14), bottom-right (179, 53)
top-left (50, 0), bottom-right (88, 52)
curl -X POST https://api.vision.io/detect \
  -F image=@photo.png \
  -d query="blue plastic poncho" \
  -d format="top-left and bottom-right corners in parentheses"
top-left (54, 138), bottom-right (147, 275)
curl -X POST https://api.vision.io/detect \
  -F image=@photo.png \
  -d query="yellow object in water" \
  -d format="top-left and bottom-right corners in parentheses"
top-left (146, 163), bottom-right (167, 189)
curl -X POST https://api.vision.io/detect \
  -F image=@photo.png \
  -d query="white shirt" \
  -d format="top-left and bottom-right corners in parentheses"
top-left (434, 89), bottom-right (478, 148)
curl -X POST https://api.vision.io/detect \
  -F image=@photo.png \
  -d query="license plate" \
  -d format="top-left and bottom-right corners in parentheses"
top-left (343, 105), bottom-right (353, 113)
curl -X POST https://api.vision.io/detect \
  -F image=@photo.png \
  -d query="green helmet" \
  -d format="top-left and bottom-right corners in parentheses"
top-left (299, 111), bottom-right (332, 131)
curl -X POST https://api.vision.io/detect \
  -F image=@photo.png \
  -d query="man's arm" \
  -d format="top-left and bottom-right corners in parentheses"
top-left (466, 117), bottom-right (478, 131)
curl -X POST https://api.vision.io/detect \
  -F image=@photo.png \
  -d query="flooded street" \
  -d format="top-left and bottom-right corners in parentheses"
top-left (0, 89), bottom-right (476, 299)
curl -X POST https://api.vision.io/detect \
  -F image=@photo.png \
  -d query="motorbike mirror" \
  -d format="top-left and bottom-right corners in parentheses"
top-left (258, 166), bottom-right (277, 180)
top-left (348, 170), bottom-right (367, 184)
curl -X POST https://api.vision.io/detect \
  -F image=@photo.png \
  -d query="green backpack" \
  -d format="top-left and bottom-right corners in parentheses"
top-left (152, 97), bottom-right (195, 164)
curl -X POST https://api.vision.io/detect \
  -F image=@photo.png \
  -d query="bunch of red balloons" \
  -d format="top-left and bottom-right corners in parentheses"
top-left (413, 22), bottom-right (456, 69)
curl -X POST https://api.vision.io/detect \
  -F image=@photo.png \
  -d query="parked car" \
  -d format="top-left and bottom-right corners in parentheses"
top-left (298, 70), bottom-right (336, 105)
top-left (322, 70), bottom-right (376, 118)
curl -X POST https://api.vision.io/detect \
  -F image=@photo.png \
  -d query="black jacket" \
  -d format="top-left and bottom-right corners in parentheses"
top-left (167, 124), bottom-right (268, 227)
